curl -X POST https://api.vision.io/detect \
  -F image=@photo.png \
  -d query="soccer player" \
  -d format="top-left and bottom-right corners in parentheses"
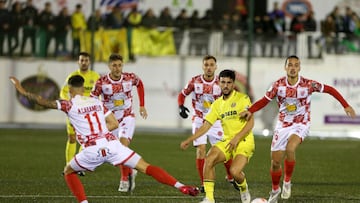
top-left (178, 55), bottom-right (234, 192)
top-left (240, 55), bottom-right (356, 203)
top-left (60, 52), bottom-right (100, 173)
top-left (90, 53), bottom-right (147, 192)
top-left (180, 69), bottom-right (255, 203)
top-left (10, 75), bottom-right (199, 203)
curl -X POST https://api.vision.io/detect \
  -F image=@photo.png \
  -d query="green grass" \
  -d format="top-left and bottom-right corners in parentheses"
top-left (0, 128), bottom-right (359, 202)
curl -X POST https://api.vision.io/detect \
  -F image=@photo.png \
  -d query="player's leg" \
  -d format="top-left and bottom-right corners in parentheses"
top-left (113, 142), bottom-right (199, 197)
top-left (116, 117), bottom-right (136, 192)
top-left (65, 119), bottom-right (77, 164)
top-left (268, 150), bottom-right (284, 203)
top-left (281, 131), bottom-right (303, 199)
top-left (202, 145), bottom-right (227, 202)
top-left (192, 119), bottom-right (207, 190)
top-left (63, 164), bottom-right (87, 203)
top-left (231, 135), bottom-right (255, 203)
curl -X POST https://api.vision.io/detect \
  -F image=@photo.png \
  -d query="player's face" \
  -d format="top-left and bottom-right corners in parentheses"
top-left (285, 57), bottom-right (300, 79)
top-left (78, 55), bottom-right (90, 71)
top-left (219, 77), bottom-right (234, 97)
top-left (109, 59), bottom-right (123, 80)
top-left (202, 58), bottom-right (217, 79)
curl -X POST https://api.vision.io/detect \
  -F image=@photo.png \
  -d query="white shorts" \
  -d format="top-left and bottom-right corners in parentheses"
top-left (192, 117), bottom-right (224, 146)
top-left (271, 122), bottom-right (310, 151)
top-left (70, 138), bottom-right (141, 172)
top-left (112, 116), bottom-right (136, 141)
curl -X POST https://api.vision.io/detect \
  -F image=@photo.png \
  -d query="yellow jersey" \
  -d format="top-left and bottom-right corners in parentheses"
top-left (205, 90), bottom-right (253, 140)
top-left (60, 69), bottom-right (100, 100)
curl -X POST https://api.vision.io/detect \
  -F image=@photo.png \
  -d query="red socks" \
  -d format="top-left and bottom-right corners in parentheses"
top-left (270, 169), bottom-right (282, 191)
top-left (224, 159), bottom-right (233, 180)
top-left (121, 165), bottom-right (131, 181)
top-left (196, 159), bottom-right (205, 185)
top-left (64, 173), bottom-right (87, 202)
top-left (284, 160), bottom-right (295, 182)
top-left (145, 165), bottom-right (177, 186)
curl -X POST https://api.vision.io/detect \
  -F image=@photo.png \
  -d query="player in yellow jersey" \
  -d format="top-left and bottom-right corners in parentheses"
top-left (60, 52), bottom-right (100, 172)
top-left (180, 69), bottom-right (254, 203)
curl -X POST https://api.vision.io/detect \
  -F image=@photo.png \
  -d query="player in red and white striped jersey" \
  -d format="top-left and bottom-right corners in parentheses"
top-left (91, 53), bottom-right (147, 192)
top-left (10, 75), bottom-right (199, 203)
top-left (241, 55), bottom-right (356, 203)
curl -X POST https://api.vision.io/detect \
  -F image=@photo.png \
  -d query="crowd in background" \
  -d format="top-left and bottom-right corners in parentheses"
top-left (1, 0), bottom-right (360, 60)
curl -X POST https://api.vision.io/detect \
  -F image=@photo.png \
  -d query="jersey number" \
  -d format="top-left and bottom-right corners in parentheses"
top-left (84, 112), bottom-right (102, 134)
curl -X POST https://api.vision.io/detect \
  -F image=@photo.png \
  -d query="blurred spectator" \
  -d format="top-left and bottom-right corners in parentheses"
top-left (87, 9), bottom-right (105, 31)
top-left (8, 1), bottom-right (24, 57)
top-left (38, 2), bottom-right (55, 57)
top-left (253, 15), bottom-right (264, 57)
top-left (20, 0), bottom-right (38, 57)
top-left (287, 14), bottom-right (304, 56)
top-left (189, 10), bottom-right (201, 29)
top-left (55, 7), bottom-right (71, 57)
top-left (0, 0), bottom-right (10, 56)
top-left (319, 15), bottom-right (336, 54)
top-left (269, 1), bottom-right (285, 20)
top-left (270, 14), bottom-right (286, 57)
top-left (105, 5), bottom-right (124, 29)
top-left (262, 14), bottom-right (276, 57)
top-left (125, 7), bottom-right (142, 62)
top-left (71, 4), bottom-right (87, 58)
top-left (303, 11), bottom-right (317, 58)
top-left (158, 7), bottom-right (173, 27)
top-left (330, 6), bottom-right (345, 53)
top-left (229, 12), bottom-right (247, 57)
top-left (200, 9), bottom-right (215, 30)
top-left (174, 9), bottom-right (189, 30)
top-left (141, 8), bottom-right (158, 29)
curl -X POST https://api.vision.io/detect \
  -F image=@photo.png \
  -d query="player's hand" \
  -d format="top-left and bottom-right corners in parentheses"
top-left (344, 106), bottom-right (356, 118)
top-left (179, 105), bottom-right (190, 119)
top-left (240, 110), bottom-right (252, 121)
top-left (139, 106), bottom-right (148, 119)
top-left (180, 139), bottom-right (190, 150)
top-left (226, 137), bottom-right (239, 152)
top-left (9, 76), bottom-right (27, 95)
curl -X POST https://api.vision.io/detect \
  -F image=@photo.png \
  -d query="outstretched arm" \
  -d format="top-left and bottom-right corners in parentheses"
top-left (323, 85), bottom-right (356, 118)
top-left (240, 96), bottom-right (271, 120)
top-left (180, 121), bottom-right (212, 150)
top-left (136, 80), bottom-right (148, 119)
top-left (10, 76), bottom-right (57, 109)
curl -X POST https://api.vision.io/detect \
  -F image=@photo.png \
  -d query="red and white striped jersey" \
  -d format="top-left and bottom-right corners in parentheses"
top-left (265, 75), bottom-right (324, 127)
top-left (57, 95), bottom-right (111, 146)
top-left (91, 73), bottom-right (141, 121)
top-left (181, 75), bottom-right (222, 119)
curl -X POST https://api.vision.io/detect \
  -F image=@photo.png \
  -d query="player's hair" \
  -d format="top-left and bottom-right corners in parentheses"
top-left (285, 55), bottom-right (299, 65)
top-left (203, 55), bottom-right (216, 63)
top-left (109, 53), bottom-right (123, 63)
top-left (68, 75), bottom-right (84, 87)
top-left (79, 52), bottom-right (90, 58)
top-left (219, 69), bottom-right (235, 81)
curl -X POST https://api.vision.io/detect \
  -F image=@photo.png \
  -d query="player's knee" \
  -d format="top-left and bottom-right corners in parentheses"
top-left (63, 164), bottom-right (75, 175)
top-left (68, 134), bottom-right (76, 143)
top-left (196, 145), bottom-right (206, 158)
top-left (271, 159), bottom-right (281, 169)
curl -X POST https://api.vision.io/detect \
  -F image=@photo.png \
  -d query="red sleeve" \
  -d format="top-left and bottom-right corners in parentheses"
top-left (323, 84), bottom-right (349, 108)
top-left (248, 96), bottom-right (271, 113)
top-left (136, 80), bottom-right (145, 107)
top-left (178, 92), bottom-right (185, 106)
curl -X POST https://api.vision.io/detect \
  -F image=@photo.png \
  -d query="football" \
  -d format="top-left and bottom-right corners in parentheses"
top-left (251, 197), bottom-right (268, 203)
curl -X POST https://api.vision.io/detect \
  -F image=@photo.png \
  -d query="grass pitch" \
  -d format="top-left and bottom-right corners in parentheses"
top-left (0, 128), bottom-right (359, 202)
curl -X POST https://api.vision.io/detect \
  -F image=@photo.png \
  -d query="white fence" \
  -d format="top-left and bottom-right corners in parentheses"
top-left (1, 55), bottom-right (359, 138)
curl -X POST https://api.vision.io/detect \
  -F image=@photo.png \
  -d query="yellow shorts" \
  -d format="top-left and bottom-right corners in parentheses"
top-left (214, 133), bottom-right (255, 162)
top-left (66, 118), bottom-right (75, 136)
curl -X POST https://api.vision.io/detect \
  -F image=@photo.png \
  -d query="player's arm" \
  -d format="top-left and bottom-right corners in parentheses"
top-left (226, 116), bottom-right (254, 152)
top-left (136, 79), bottom-right (148, 119)
top-left (240, 96), bottom-right (271, 120)
top-left (180, 121), bottom-right (212, 150)
top-left (10, 76), bottom-right (57, 109)
top-left (323, 85), bottom-right (356, 118)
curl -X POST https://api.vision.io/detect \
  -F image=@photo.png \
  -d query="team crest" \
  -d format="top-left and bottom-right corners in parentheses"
top-left (231, 102), bottom-right (236, 108)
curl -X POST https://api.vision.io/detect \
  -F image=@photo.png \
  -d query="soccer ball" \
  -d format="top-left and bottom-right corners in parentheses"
top-left (251, 197), bottom-right (268, 203)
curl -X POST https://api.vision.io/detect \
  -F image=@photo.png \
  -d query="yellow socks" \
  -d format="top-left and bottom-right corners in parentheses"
top-left (238, 178), bottom-right (248, 192)
top-left (204, 180), bottom-right (215, 201)
top-left (65, 141), bottom-right (76, 163)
